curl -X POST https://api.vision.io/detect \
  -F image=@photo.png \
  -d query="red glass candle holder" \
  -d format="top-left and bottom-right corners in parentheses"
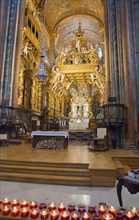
top-left (11, 199), bottom-right (19, 207)
top-left (21, 207), bottom-right (29, 217)
top-left (130, 207), bottom-right (137, 215)
top-left (30, 201), bottom-right (37, 209)
top-left (2, 198), bottom-right (10, 206)
top-left (50, 210), bottom-right (59, 220)
top-left (92, 213), bottom-right (101, 220)
top-left (11, 206), bottom-right (20, 216)
top-left (60, 210), bottom-right (70, 220)
top-left (115, 211), bottom-right (124, 220)
top-left (103, 213), bottom-right (114, 220)
top-left (70, 211), bottom-right (80, 220)
top-left (21, 200), bottom-right (29, 208)
top-left (30, 208), bottom-right (39, 218)
top-left (39, 203), bottom-right (47, 210)
top-left (49, 203), bottom-right (57, 211)
top-left (40, 209), bottom-right (49, 219)
top-left (125, 210), bottom-right (135, 220)
top-left (98, 204), bottom-right (107, 215)
top-left (88, 205), bottom-right (96, 214)
top-left (81, 212), bottom-right (91, 220)
top-left (78, 204), bottom-right (86, 214)
top-left (68, 204), bottom-right (76, 212)
top-left (58, 203), bottom-right (65, 212)
top-left (2, 205), bottom-right (10, 215)
top-left (108, 206), bottom-right (117, 215)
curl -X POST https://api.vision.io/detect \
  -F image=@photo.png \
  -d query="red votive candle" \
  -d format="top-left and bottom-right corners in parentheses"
top-left (11, 199), bottom-right (19, 207)
top-left (40, 209), bottom-right (49, 219)
top-left (2, 198), bottom-right (10, 206)
top-left (50, 210), bottom-right (59, 220)
top-left (2, 205), bottom-right (10, 215)
top-left (58, 203), bottom-right (65, 212)
top-left (49, 203), bottom-right (56, 211)
top-left (21, 207), bottom-right (29, 217)
top-left (30, 208), bottom-right (39, 218)
top-left (70, 211), bottom-right (80, 220)
top-left (78, 204), bottom-right (86, 214)
top-left (30, 201), bottom-right (37, 209)
top-left (82, 212), bottom-right (91, 220)
top-left (11, 206), bottom-right (20, 216)
top-left (60, 210), bottom-right (70, 220)
top-left (130, 207), bottom-right (137, 215)
top-left (93, 213), bottom-right (101, 220)
top-left (98, 204), bottom-right (107, 215)
top-left (21, 200), bottom-right (29, 208)
top-left (88, 205), bottom-right (96, 214)
top-left (125, 210), bottom-right (135, 220)
top-left (68, 204), bottom-right (76, 212)
top-left (108, 206), bottom-right (117, 215)
top-left (103, 213), bottom-right (114, 220)
top-left (39, 203), bottom-right (47, 210)
top-left (115, 211), bottom-right (124, 220)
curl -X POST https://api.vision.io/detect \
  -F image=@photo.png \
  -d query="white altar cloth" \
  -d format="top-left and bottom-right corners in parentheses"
top-left (32, 131), bottom-right (69, 138)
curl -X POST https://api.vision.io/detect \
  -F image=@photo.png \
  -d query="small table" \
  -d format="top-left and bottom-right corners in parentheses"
top-left (117, 176), bottom-right (139, 206)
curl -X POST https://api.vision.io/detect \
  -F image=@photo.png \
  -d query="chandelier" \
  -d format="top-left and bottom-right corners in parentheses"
top-left (35, 0), bottom-right (47, 82)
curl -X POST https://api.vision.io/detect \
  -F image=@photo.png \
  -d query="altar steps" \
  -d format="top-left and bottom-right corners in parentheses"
top-left (0, 160), bottom-right (91, 186)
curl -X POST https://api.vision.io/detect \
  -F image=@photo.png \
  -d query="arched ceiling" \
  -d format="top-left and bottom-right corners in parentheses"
top-left (44, 0), bottom-right (104, 49)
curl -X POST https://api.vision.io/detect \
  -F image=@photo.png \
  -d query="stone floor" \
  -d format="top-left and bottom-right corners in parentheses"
top-left (0, 180), bottom-right (139, 208)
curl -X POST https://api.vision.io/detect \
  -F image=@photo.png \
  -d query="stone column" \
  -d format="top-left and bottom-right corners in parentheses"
top-left (49, 32), bottom-right (57, 67)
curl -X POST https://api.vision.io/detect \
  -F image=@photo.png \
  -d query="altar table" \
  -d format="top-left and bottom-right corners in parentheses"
top-left (31, 131), bottom-right (69, 148)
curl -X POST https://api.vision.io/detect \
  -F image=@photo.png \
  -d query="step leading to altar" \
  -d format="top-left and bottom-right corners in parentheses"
top-left (69, 130), bottom-right (93, 142)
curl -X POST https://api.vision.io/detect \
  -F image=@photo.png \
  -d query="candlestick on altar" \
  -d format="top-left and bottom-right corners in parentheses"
top-left (2, 205), bottom-right (10, 215)
top-left (70, 211), bottom-right (80, 220)
top-left (60, 210), bottom-right (70, 220)
top-left (11, 206), bottom-right (20, 216)
top-left (40, 209), bottom-right (49, 219)
top-left (2, 198), bottom-right (10, 206)
top-left (50, 209), bottom-right (59, 220)
top-left (58, 203), bottom-right (65, 212)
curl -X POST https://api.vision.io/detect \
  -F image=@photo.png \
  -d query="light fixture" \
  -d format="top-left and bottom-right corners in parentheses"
top-left (35, 0), bottom-right (47, 82)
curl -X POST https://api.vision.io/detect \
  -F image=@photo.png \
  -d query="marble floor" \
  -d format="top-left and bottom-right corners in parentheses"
top-left (0, 180), bottom-right (139, 208)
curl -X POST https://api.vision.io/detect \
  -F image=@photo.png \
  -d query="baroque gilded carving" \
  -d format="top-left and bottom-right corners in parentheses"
top-left (17, 58), bottom-right (25, 106)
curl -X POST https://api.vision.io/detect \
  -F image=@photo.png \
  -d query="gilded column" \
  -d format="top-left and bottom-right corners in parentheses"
top-left (49, 32), bottom-right (57, 67)
top-left (17, 58), bottom-right (25, 106)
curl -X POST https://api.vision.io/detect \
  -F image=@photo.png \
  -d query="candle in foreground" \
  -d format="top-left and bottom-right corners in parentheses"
top-left (82, 212), bottom-right (91, 220)
top-left (39, 203), bottom-right (47, 210)
top-left (40, 209), bottom-right (49, 219)
top-left (68, 204), bottom-right (76, 212)
top-left (49, 203), bottom-right (56, 211)
top-left (125, 210), bottom-right (135, 220)
top-left (30, 201), bottom-right (37, 209)
top-left (78, 204), bottom-right (86, 214)
top-left (98, 205), bottom-right (107, 215)
top-left (60, 210), bottom-right (70, 220)
top-left (70, 211), bottom-right (80, 220)
top-left (21, 207), bottom-right (29, 217)
top-left (103, 213), bottom-right (114, 220)
top-left (11, 199), bottom-right (19, 207)
top-left (2, 198), bottom-right (10, 206)
top-left (30, 208), bottom-right (39, 218)
top-left (50, 210), bottom-right (59, 220)
top-left (88, 205), bottom-right (96, 214)
top-left (115, 211), bottom-right (124, 220)
top-left (21, 200), bottom-right (29, 208)
top-left (11, 206), bottom-right (20, 216)
top-left (108, 206), bottom-right (117, 215)
top-left (2, 206), bottom-right (10, 215)
top-left (58, 203), bottom-right (65, 212)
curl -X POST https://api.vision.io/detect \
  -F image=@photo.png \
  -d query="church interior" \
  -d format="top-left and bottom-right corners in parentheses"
top-left (0, 0), bottom-right (139, 217)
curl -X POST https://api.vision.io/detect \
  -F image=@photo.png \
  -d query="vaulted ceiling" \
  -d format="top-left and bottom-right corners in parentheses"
top-left (44, 0), bottom-right (104, 50)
